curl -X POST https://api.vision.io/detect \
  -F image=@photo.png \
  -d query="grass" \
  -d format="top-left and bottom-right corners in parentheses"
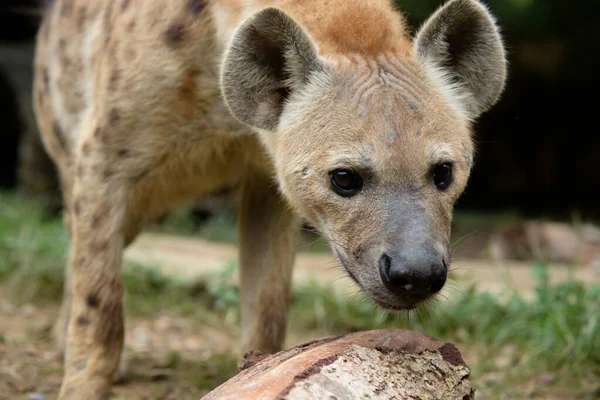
top-left (1, 190), bottom-right (599, 398)
top-left (0, 191), bottom-right (67, 302)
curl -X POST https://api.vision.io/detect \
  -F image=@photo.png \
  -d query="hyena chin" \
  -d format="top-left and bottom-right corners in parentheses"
top-left (34, 0), bottom-right (505, 397)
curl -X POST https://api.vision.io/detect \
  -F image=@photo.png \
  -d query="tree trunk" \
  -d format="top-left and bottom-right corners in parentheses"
top-left (203, 329), bottom-right (474, 400)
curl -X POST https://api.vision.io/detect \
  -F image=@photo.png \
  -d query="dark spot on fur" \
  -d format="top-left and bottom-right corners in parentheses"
top-left (93, 240), bottom-right (109, 253)
top-left (93, 126), bottom-right (103, 138)
top-left (176, 69), bottom-right (199, 119)
top-left (126, 20), bottom-right (136, 32)
top-left (74, 256), bottom-right (85, 267)
top-left (103, 1), bottom-right (115, 42)
top-left (108, 108), bottom-right (120, 126)
top-left (61, 0), bottom-right (74, 17)
top-left (103, 168), bottom-right (113, 179)
top-left (108, 70), bottom-right (120, 91)
top-left (91, 213), bottom-right (102, 229)
top-left (131, 170), bottom-right (149, 184)
top-left (76, 6), bottom-right (87, 30)
top-left (124, 46), bottom-right (136, 60)
top-left (301, 167), bottom-right (309, 176)
top-left (416, 129), bottom-right (422, 136)
top-left (73, 89), bottom-right (84, 101)
top-left (73, 200), bottom-right (81, 215)
top-left (86, 294), bottom-right (100, 308)
top-left (76, 315), bottom-right (90, 326)
top-left (117, 149), bottom-right (130, 157)
top-left (188, 0), bottom-right (206, 14)
top-left (53, 120), bottom-right (67, 151)
top-left (89, 216), bottom-right (100, 230)
top-left (96, 300), bottom-right (124, 348)
top-left (122, 0), bottom-right (130, 11)
top-left (42, 68), bottom-right (50, 90)
top-left (81, 141), bottom-right (91, 156)
top-left (61, 55), bottom-right (71, 69)
top-left (58, 38), bottom-right (67, 53)
top-left (165, 23), bottom-right (185, 47)
top-left (108, 42), bottom-right (119, 60)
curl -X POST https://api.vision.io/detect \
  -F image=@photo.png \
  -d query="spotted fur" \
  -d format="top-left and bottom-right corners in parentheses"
top-left (33, 0), bottom-right (506, 398)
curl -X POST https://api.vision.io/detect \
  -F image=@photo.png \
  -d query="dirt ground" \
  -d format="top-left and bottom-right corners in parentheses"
top-left (1, 232), bottom-right (598, 400)
top-left (0, 301), bottom-right (242, 399)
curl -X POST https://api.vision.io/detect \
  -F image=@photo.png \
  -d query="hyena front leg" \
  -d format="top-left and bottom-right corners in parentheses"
top-left (58, 153), bottom-right (130, 400)
top-left (238, 172), bottom-right (299, 354)
top-left (53, 170), bottom-right (75, 356)
top-left (54, 249), bottom-right (73, 357)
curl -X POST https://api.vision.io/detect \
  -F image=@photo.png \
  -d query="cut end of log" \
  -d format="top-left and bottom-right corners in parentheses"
top-left (203, 329), bottom-right (475, 400)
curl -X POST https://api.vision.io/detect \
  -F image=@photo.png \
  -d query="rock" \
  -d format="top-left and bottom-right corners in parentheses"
top-left (27, 393), bottom-right (47, 400)
top-left (0, 301), bottom-right (15, 315)
top-left (490, 220), bottom-right (600, 267)
top-left (202, 329), bottom-right (474, 400)
top-left (21, 304), bottom-right (36, 316)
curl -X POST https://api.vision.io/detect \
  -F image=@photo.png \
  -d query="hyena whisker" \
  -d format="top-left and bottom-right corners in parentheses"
top-left (440, 282), bottom-right (466, 298)
top-left (297, 237), bottom-right (324, 251)
top-left (448, 264), bottom-right (478, 273)
top-left (450, 230), bottom-right (481, 249)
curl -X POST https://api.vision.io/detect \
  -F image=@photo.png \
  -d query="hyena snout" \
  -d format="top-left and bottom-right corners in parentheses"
top-left (378, 250), bottom-right (447, 299)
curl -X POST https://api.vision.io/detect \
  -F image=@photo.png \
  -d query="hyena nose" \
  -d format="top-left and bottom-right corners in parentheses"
top-left (378, 253), bottom-right (447, 296)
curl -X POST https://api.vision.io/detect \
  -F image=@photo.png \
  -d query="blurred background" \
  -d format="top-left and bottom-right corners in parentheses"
top-left (0, 1), bottom-right (598, 399)
top-left (1, 0), bottom-right (599, 220)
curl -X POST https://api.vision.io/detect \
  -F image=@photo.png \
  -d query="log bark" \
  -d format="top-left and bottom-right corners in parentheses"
top-left (202, 329), bottom-right (474, 400)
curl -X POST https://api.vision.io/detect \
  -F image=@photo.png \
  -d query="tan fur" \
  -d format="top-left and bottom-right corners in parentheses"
top-left (250, 0), bottom-right (412, 55)
top-left (33, 0), bottom-right (506, 398)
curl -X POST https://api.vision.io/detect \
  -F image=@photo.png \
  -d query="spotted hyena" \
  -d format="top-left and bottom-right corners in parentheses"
top-left (33, 0), bottom-right (506, 397)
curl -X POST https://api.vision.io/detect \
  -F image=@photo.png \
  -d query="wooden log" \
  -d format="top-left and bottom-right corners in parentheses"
top-left (202, 329), bottom-right (474, 400)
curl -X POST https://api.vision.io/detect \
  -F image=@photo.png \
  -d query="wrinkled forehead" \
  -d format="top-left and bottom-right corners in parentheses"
top-left (294, 56), bottom-right (471, 167)
top-left (334, 54), bottom-right (431, 121)
top-left (279, 54), bottom-right (472, 174)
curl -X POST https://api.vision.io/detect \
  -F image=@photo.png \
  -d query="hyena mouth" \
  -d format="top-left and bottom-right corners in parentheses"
top-left (369, 295), bottom-right (420, 311)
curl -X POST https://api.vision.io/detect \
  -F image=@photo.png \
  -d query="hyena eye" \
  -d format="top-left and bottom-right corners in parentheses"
top-left (330, 169), bottom-right (363, 197)
top-left (433, 163), bottom-right (453, 190)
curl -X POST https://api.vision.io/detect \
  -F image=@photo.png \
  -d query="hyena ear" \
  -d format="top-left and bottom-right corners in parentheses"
top-left (220, 7), bottom-right (322, 131)
top-left (414, 0), bottom-right (507, 120)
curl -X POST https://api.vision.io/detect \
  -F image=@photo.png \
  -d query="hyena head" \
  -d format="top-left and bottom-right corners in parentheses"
top-left (221, 0), bottom-right (507, 309)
